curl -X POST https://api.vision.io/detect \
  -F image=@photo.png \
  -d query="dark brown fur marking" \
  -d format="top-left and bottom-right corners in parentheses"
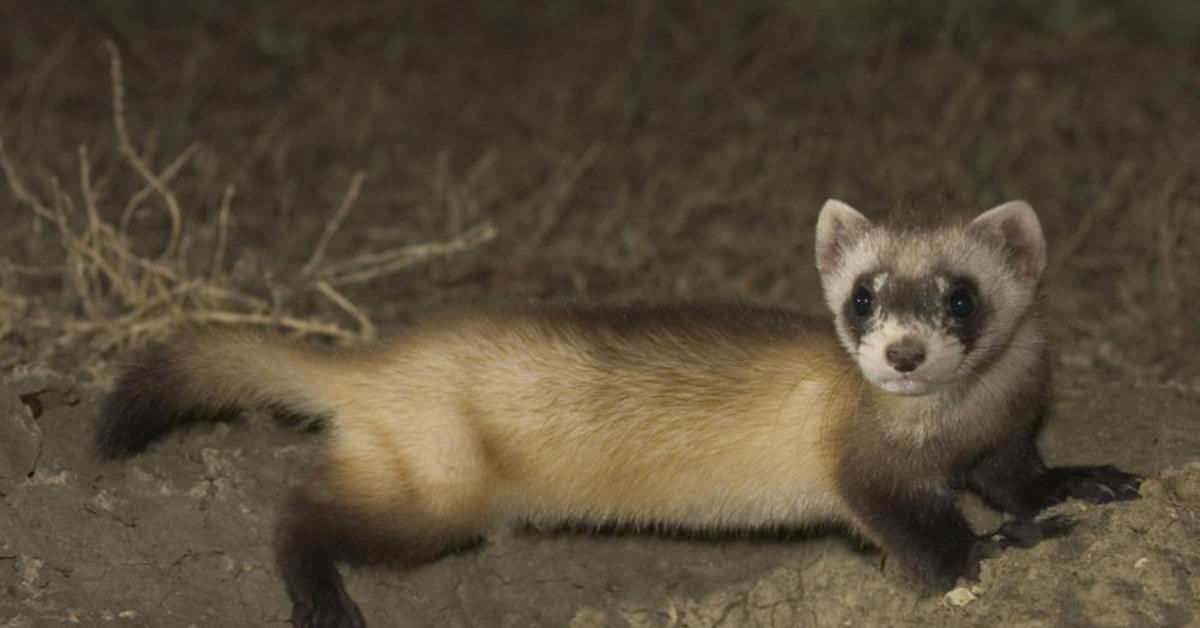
top-left (277, 472), bottom-right (483, 628)
top-left (95, 343), bottom-right (239, 460)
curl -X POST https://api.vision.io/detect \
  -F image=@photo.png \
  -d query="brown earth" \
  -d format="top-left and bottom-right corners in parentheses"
top-left (2, 2), bottom-right (1199, 627)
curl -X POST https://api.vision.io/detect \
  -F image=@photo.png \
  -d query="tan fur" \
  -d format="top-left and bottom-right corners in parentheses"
top-left (170, 307), bottom-right (876, 536)
top-left (168, 279), bottom-right (1045, 548)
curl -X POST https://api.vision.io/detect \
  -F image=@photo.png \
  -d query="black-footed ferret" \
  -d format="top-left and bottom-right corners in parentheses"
top-left (96, 199), bottom-right (1140, 628)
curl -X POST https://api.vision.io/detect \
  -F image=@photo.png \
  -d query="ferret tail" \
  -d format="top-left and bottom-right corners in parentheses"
top-left (95, 326), bottom-right (350, 460)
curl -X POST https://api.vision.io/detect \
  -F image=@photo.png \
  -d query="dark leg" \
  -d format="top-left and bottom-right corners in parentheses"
top-left (276, 479), bottom-right (483, 628)
top-left (277, 490), bottom-right (367, 628)
top-left (843, 476), bottom-right (1074, 591)
top-left (966, 435), bottom-right (1141, 518)
top-left (842, 482), bottom-right (999, 589)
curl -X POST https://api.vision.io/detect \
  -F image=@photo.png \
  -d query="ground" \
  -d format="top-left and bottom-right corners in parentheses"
top-left (1, 2), bottom-right (1198, 627)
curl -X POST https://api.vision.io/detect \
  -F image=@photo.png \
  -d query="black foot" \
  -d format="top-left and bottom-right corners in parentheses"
top-left (278, 487), bottom-right (372, 628)
top-left (291, 581), bottom-right (367, 628)
top-left (280, 538), bottom-right (367, 628)
top-left (1043, 465), bottom-right (1142, 505)
top-left (989, 515), bottom-right (1074, 549)
top-left (957, 515), bottom-right (1074, 583)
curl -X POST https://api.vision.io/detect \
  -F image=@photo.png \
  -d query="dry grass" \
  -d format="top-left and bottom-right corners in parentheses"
top-left (0, 43), bottom-right (496, 367)
top-left (0, 2), bottom-right (1197, 386)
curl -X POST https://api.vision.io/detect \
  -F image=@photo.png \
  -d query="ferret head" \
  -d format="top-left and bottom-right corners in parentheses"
top-left (814, 199), bottom-right (1045, 396)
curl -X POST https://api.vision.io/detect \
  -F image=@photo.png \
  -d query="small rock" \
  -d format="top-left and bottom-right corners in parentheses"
top-left (1138, 478), bottom-right (1165, 499)
top-left (1165, 470), bottom-right (1200, 501)
top-left (89, 490), bottom-right (117, 512)
top-left (943, 586), bottom-right (977, 607)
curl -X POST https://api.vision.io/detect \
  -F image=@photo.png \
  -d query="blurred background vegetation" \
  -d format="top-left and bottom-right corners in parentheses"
top-left (798, 0), bottom-right (1200, 46)
top-left (1, 0), bottom-right (1197, 377)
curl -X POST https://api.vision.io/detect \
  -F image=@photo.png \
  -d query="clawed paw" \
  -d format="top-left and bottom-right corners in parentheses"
top-left (293, 604), bottom-right (366, 628)
top-left (961, 514), bottom-right (1074, 582)
top-left (1047, 465), bottom-right (1142, 505)
top-left (990, 514), bottom-right (1074, 549)
top-left (291, 585), bottom-right (367, 628)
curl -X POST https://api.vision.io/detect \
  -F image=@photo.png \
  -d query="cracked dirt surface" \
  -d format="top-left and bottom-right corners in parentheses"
top-left (2, 372), bottom-right (1197, 627)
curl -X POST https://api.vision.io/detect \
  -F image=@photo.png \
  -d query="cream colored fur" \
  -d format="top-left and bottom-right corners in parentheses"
top-left (158, 199), bottom-right (1046, 545)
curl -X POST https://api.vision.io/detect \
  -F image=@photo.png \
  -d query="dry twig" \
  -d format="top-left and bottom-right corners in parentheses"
top-left (1050, 160), bottom-right (1135, 276)
top-left (106, 40), bottom-right (184, 262)
top-left (211, 184), bottom-right (236, 278)
top-left (0, 45), bottom-right (499, 362)
top-left (319, 221), bottom-right (497, 286)
top-left (302, 171), bottom-right (366, 277)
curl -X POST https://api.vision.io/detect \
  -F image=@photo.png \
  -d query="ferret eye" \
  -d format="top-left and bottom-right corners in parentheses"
top-left (947, 287), bottom-right (976, 318)
top-left (852, 285), bottom-right (873, 317)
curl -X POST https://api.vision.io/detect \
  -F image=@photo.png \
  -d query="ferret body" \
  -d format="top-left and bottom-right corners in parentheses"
top-left (96, 200), bottom-right (1141, 628)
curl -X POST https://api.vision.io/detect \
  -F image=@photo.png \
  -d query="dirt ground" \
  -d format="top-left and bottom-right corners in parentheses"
top-left (2, 2), bottom-right (1199, 627)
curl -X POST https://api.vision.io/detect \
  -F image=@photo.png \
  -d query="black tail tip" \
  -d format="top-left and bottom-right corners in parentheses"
top-left (93, 342), bottom-right (222, 461)
top-left (93, 391), bottom-right (240, 461)
top-left (93, 380), bottom-right (174, 461)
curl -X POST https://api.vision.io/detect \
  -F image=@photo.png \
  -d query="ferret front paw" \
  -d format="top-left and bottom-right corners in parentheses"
top-left (987, 515), bottom-right (1075, 549)
top-left (945, 515), bottom-right (1074, 588)
top-left (1044, 465), bottom-right (1142, 505)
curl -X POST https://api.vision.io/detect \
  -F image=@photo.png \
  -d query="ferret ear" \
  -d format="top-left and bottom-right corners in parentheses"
top-left (815, 199), bottom-right (871, 274)
top-left (969, 200), bottom-right (1046, 282)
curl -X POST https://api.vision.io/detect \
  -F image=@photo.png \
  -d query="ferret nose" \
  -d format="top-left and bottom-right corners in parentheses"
top-left (885, 341), bottom-right (926, 373)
